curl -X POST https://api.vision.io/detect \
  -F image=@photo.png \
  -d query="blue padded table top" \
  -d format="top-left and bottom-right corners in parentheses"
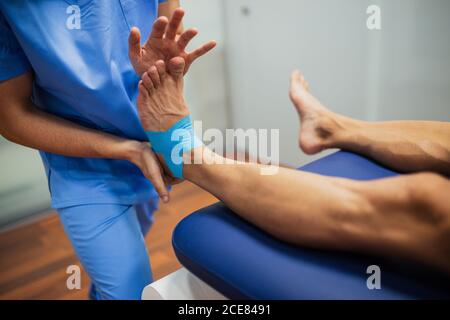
top-left (172, 151), bottom-right (450, 299)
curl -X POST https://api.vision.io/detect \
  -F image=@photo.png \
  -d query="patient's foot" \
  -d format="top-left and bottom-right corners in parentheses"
top-left (289, 70), bottom-right (344, 154)
top-left (137, 57), bottom-right (189, 132)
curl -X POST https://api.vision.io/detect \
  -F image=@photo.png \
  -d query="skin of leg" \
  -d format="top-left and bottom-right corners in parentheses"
top-left (184, 149), bottom-right (450, 274)
top-left (356, 172), bottom-right (450, 272)
top-left (289, 71), bottom-right (450, 175)
top-left (137, 61), bottom-right (450, 273)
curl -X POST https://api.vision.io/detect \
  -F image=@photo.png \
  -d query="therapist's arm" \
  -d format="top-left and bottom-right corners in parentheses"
top-left (0, 72), bottom-right (170, 201)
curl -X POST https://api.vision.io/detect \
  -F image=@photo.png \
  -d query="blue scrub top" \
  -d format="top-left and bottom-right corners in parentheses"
top-left (0, 0), bottom-right (166, 208)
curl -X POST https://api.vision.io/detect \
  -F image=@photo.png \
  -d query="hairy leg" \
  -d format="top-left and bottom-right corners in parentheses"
top-left (355, 172), bottom-right (450, 272)
top-left (185, 151), bottom-right (450, 274)
top-left (289, 71), bottom-right (450, 175)
top-left (137, 60), bottom-right (450, 274)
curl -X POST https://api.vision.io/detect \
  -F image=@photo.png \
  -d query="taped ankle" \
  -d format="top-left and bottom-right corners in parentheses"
top-left (145, 116), bottom-right (202, 178)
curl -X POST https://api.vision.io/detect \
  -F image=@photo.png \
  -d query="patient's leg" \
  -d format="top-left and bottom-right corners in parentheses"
top-left (289, 71), bottom-right (450, 175)
top-left (185, 151), bottom-right (450, 274)
top-left (137, 60), bottom-right (450, 274)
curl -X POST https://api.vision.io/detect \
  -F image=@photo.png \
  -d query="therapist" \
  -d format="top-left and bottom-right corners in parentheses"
top-left (0, 1), bottom-right (215, 299)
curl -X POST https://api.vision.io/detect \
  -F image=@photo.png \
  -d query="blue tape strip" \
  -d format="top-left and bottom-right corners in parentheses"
top-left (146, 116), bottom-right (202, 178)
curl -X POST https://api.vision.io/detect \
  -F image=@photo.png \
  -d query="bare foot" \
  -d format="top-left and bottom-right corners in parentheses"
top-left (289, 70), bottom-right (343, 154)
top-left (137, 57), bottom-right (189, 132)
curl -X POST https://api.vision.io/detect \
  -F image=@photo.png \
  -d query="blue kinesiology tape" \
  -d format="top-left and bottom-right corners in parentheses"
top-left (145, 116), bottom-right (202, 179)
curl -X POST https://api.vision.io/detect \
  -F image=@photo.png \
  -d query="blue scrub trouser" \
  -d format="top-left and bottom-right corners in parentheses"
top-left (58, 199), bottom-right (159, 300)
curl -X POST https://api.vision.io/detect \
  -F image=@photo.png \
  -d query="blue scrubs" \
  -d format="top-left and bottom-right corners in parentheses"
top-left (0, 0), bottom-right (166, 299)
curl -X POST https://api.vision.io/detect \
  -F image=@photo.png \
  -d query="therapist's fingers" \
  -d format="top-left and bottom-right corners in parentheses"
top-left (143, 150), bottom-right (170, 203)
top-left (177, 28), bottom-right (198, 51)
top-left (141, 72), bottom-right (155, 93)
top-left (149, 16), bottom-right (169, 40)
top-left (148, 66), bottom-right (161, 88)
top-left (164, 174), bottom-right (183, 186)
top-left (165, 8), bottom-right (185, 40)
top-left (128, 27), bottom-right (142, 61)
top-left (186, 41), bottom-right (217, 65)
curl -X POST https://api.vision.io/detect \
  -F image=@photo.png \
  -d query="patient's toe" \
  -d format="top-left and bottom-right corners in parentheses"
top-left (168, 57), bottom-right (185, 79)
top-left (155, 60), bottom-right (167, 80)
top-left (141, 72), bottom-right (154, 92)
top-left (148, 66), bottom-right (160, 88)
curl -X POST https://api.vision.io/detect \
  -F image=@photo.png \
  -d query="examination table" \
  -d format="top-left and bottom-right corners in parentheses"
top-left (171, 151), bottom-right (450, 299)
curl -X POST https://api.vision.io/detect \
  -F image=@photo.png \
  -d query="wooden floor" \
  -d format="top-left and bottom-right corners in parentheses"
top-left (0, 182), bottom-right (218, 300)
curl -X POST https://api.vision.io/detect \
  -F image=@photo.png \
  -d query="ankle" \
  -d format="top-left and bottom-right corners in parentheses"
top-left (327, 114), bottom-right (365, 148)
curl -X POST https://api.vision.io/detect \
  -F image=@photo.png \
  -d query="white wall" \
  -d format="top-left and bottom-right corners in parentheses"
top-left (224, 0), bottom-right (450, 166)
top-left (0, 137), bottom-right (50, 227)
top-left (376, 0), bottom-right (450, 121)
top-left (182, 0), bottom-right (229, 130)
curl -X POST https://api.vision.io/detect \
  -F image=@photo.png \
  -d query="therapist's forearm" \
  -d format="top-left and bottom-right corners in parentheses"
top-left (0, 72), bottom-right (169, 199)
top-left (0, 71), bottom-right (139, 162)
top-left (0, 99), bottom-right (142, 162)
top-left (0, 98), bottom-right (176, 197)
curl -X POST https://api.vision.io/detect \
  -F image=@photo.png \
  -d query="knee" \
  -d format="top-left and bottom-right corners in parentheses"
top-left (407, 172), bottom-right (448, 201)
top-left (406, 172), bottom-right (450, 224)
top-left (409, 172), bottom-right (450, 270)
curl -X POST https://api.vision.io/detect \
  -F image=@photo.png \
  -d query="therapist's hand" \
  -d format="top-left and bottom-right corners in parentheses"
top-left (128, 8), bottom-right (216, 76)
top-left (126, 140), bottom-right (172, 202)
